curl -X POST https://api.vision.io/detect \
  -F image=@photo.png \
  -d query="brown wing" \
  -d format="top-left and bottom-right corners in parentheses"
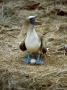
top-left (40, 37), bottom-right (47, 54)
top-left (19, 41), bottom-right (27, 51)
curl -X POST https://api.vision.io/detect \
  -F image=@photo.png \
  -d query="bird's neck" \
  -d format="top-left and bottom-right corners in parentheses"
top-left (27, 24), bottom-right (35, 35)
top-left (28, 24), bottom-right (34, 31)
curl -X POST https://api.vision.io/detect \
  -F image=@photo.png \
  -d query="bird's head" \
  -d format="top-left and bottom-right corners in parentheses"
top-left (64, 44), bottom-right (67, 52)
top-left (22, 16), bottom-right (36, 30)
top-left (28, 16), bottom-right (36, 25)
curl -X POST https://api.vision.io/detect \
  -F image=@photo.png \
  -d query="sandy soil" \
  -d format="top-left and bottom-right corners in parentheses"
top-left (0, 0), bottom-right (67, 90)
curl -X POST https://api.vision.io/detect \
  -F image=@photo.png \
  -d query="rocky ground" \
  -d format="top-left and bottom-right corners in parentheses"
top-left (0, 0), bottom-right (67, 90)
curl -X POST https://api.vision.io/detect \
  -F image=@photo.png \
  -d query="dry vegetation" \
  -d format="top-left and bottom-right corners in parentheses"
top-left (0, 0), bottom-right (67, 90)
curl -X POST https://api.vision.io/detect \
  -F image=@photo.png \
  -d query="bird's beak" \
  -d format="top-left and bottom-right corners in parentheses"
top-left (35, 21), bottom-right (42, 25)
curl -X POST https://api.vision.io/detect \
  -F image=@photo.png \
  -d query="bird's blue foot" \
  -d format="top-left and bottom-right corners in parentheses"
top-left (23, 54), bottom-right (32, 64)
top-left (35, 55), bottom-right (44, 64)
top-left (35, 59), bottom-right (44, 64)
top-left (23, 54), bottom-right (44, 65)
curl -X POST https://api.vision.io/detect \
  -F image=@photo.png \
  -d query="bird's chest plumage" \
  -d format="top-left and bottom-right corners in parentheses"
top-left (25, 30), bottom-right (41, 52)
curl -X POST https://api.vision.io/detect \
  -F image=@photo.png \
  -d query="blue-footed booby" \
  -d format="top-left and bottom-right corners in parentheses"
top-left (64, 44), bottom-right (67, 55)
top-left (19, 16), bottom-right (45, 64)
top-left (25, 16), bottom-right (41, 53)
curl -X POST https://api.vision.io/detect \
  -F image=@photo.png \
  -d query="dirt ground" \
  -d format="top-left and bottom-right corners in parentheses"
top-left (0, 0), bottom-right (67, 90)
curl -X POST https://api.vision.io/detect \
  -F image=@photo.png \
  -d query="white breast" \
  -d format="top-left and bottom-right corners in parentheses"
top-left (25, 29), bottom-right (41, 52)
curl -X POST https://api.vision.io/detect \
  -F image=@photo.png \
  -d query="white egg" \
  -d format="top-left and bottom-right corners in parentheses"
top-left (30, 59), bottom-right (36, 64)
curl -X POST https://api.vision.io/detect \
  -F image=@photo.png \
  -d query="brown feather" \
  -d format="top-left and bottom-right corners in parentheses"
top-left (40, 37), bottom-right (48, 54)
top-left (19, 41), bottom-right (27, 51)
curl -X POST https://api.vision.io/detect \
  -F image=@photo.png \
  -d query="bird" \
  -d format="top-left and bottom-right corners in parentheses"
top-left (25, 16), bottom-right (41, 52)
top-left (64, 44), bottom-right (67, 55)
top-left (57, 44), bottom-right (67, 55)
top-left (19, 16), bottom-right (45, 64)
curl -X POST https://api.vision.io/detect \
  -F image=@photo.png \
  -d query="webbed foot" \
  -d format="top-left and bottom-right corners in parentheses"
top-left (23, 54), bottom-right (44, 65)
top-left (35, 54), bottom-right (44, 64)
top-left (23, 54), bottom-right (32, 64)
